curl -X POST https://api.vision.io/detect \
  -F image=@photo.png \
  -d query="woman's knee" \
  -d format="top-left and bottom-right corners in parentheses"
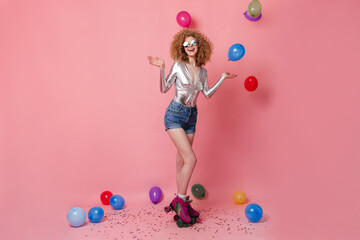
top-left (176, 156), bottom-right (185, 166)
top-left (185, 155), bottom-right (197, 167)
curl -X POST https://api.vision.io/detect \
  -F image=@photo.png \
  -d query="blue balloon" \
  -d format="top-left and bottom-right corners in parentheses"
top-left (228, 43), bottom-right (245, 61)
top-left (88, 206), bottom-right (104, 223)
top-left (67, 207), bottom-right (86, 227)
top-left (110, 195), bottom-right (125, 210)
top-left (245, 203), bottom-right (263, 222)
top-left (149, 186), bottom-right (162, 204)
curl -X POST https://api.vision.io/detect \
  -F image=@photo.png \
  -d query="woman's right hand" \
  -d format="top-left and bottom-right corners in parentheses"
top-left (147, 56), bottom-right (165, 68)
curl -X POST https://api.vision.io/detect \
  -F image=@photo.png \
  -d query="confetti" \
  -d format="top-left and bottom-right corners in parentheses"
top-left (74, 203), bottom-right (269, 239)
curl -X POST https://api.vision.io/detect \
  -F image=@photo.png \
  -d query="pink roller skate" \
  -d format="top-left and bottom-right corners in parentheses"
top-left (164, 196), bottom-right (196, 227)
top-left (187, 201), bottom-right (200, 218)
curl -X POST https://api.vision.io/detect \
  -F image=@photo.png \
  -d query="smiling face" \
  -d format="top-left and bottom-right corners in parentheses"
top-left (183, 36), bottom-right (198, 58)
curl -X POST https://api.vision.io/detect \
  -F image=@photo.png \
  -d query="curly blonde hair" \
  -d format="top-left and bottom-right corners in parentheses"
top-left (170, 29), bottom-right (213, 67)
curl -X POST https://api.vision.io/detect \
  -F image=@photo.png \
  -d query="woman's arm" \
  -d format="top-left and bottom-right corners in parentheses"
top-left (147, 56), bottom-right (178, 94)
top-left (160, 61), bottom-right (178, 93)
top-left (202, 71), bottom-right (237, 98)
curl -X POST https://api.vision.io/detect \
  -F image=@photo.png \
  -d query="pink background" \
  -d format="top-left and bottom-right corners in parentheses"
top-left (1, 0), bottom-right (360, 239)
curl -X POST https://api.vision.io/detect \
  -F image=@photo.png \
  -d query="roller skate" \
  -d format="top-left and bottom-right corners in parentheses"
top-left (186, 196), bottom-right (200, 218)
top-left (164, 196), bottom-right (197, 228)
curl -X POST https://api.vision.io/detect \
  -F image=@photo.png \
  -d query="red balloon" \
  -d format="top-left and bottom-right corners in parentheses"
top-left (244, 76), bottom-right (258, 91)
top-left (100, 191), bottom-right (113, 205)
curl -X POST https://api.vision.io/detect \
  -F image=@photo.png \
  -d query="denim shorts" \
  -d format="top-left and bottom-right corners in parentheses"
top-left (164, 100), bottom-right (198, 134)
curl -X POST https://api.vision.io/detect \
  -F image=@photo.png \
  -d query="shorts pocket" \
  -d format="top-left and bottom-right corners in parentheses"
top-left (165, 109), bottom-right (186, 127)
top-left (168, 105), bottom-right (182, 114)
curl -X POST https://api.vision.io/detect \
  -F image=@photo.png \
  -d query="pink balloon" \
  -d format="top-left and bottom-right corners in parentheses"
top-left (176, 11), bottom-right (191, 28)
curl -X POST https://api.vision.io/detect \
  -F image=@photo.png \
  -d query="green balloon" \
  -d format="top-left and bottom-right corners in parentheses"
top-left (191, 184), bottom-right (205, 199)
top-left (247, 0), bottom-right (262, 18)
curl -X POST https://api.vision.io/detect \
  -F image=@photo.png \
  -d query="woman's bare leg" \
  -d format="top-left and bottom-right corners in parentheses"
top-left (176, 133), bottom-right (195, 194)
top-left (167, 128), bottom-right (197, 196)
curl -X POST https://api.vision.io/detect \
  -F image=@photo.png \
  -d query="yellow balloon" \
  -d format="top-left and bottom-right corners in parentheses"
top-left (233, 190), bottom-right (246, 204)
top-left (247, 0), bottom-right (262, 18)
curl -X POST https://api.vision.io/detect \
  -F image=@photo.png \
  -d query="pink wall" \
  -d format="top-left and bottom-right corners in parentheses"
top-left (1, 0), bottom-right (360, 239)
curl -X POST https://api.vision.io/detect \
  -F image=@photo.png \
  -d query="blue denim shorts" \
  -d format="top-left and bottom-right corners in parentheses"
top-left (164, 100), bottom-right (198, 134)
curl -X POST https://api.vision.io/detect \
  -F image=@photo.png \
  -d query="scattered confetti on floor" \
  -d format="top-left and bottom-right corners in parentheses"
top-left (71, 202), bottom-right (270, 240)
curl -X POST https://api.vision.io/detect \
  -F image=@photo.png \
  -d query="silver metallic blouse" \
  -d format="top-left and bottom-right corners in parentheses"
top-left (160, 61), bottom-right (226, 107)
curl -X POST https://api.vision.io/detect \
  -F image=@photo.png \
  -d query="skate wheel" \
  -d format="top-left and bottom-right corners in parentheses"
top-left (176, 219), bottom-right (184, 228)
top-left (173, 215), bottom-right (180, 221)
top-left (164, 206), bottom-right (171, 213)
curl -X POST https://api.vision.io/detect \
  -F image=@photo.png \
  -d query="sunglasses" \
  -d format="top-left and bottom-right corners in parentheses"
top-left (183, 40), bottom-right (197, 48)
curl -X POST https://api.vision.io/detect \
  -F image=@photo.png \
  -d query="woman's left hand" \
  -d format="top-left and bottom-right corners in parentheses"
top-left (222, 72), bottom-right (237, 79)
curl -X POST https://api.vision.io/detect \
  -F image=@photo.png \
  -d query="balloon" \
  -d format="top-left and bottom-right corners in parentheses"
top-left (244, 11), bottom-right (262, 21)
top-left (149, 186), bottom-right (162, 204)
top-left (88, 207), bottom-right (104, 223)
top-left (233, 190), bottom-right (246, 204)
top-left (110, 195), bottom-right (125, 210)
top-left (191, 184), bottom-right (205, 199)
top-left (245, 203), bottom-right (263, 222)
top-left (100, 191), bottom-right (113, 205)
top-left (228, 44), bottom-right (245, 61)
top-left (247, 0), bottom-right (262, 18)
top-left (67, 207), bottom-right (86, 227)
top-left (176, 11), bottom-right (191, 28)
top-left (244, 76), bottom-right (258, 91)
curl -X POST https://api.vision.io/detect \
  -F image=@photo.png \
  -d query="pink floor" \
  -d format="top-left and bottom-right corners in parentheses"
top-left (0, 192), bottom-right (273, 240)
top-left (3, 186), bottom-right (358, 239)
top-left (65, 199), bottom-right (271, 240)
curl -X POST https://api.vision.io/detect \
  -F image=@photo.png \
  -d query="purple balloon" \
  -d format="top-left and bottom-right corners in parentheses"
top-left (244, 11), bottom-right (262, 21)
top-left (149, 186), bottom-right (162, 204)
top-left (176, 11), bottom-right (191, 28)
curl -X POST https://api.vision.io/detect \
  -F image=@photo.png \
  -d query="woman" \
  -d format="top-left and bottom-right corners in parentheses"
top-left (148, 29), bottom-right (236, 224)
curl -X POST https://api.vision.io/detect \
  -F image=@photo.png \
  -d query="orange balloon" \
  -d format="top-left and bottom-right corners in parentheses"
top-left (233, 190), bottom-right (246, 204)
